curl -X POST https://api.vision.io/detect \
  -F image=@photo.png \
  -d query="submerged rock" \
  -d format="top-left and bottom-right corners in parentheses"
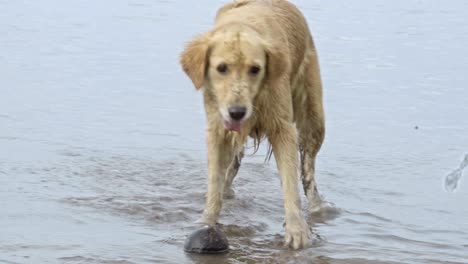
top-left (184, 226), bottom-right (229, 254)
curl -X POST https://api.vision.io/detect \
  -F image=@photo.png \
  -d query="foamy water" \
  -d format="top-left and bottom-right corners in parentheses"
top-left (1, 0), bottom-right (468, 263)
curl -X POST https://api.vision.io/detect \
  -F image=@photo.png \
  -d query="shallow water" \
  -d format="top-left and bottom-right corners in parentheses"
top-left (1, 0), bottom-right (468, 263)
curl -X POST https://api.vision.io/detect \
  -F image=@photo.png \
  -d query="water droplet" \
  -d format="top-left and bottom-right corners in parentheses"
top-left (445, 154), bottom-right (468, 192)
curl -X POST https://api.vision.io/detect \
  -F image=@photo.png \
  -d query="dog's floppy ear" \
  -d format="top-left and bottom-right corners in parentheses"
top-left (180, 33), bottom-right (211, 90)
top-left (264, 42), bottom-right (291, 85)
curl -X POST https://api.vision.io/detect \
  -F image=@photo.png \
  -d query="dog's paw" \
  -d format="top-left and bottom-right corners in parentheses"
top-left (223, 188), bottom-right (235, 199)
top-left (307, 195), bottom-right (324, 213)
top-left (284, 215), bottom-right (311, 250)
top-left (196, 211), bottom-right (219, 226)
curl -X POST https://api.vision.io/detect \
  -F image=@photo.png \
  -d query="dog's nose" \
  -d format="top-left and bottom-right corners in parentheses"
top-left (228, 106), bottom-right (247, 121)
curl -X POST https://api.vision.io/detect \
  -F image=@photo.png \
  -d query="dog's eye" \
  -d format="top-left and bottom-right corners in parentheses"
top-left (249, 65), bottom-right (261, 75)
top-left (217, 64), bottom-right (228, 74)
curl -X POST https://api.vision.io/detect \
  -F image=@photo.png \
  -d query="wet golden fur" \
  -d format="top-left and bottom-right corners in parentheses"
top-left (180, 0), bottom-right (325, 249)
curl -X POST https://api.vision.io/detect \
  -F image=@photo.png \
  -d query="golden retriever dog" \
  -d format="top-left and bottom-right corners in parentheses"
top-left (180, 0), bottom-right (325, 249)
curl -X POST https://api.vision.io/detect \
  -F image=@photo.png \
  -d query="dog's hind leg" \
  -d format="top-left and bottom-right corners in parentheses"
top-left (299, 137), bottom-right (323, 211)
top-left (223, 148), bottom-right (244, 199)
top-left (296, 49), bottom-right (325, 212)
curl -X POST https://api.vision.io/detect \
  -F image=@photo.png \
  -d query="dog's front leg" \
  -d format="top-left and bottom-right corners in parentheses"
top-left (199, 129), bottom-right (233, 226)
top-left (271, 122), bottom-right (311, 249)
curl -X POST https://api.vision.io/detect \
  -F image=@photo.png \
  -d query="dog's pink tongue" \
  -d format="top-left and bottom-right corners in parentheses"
top-left (223, 120), bottom-right (241, 133)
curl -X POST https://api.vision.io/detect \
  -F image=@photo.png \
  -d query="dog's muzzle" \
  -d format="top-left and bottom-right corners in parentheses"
top-left (223, 106), bottom-right (247, 133)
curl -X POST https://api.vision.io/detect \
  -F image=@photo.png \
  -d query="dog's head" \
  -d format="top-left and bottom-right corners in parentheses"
top-left (180, 24), bottom-right (288, 132)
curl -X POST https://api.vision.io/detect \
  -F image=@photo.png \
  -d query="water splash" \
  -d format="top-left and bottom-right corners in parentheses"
top-left (445, 154), bottom-right (468, 192)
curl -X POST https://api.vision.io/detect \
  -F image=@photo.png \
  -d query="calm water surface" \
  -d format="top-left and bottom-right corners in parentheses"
top-left (1, 0), bottom-right (468, 263)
